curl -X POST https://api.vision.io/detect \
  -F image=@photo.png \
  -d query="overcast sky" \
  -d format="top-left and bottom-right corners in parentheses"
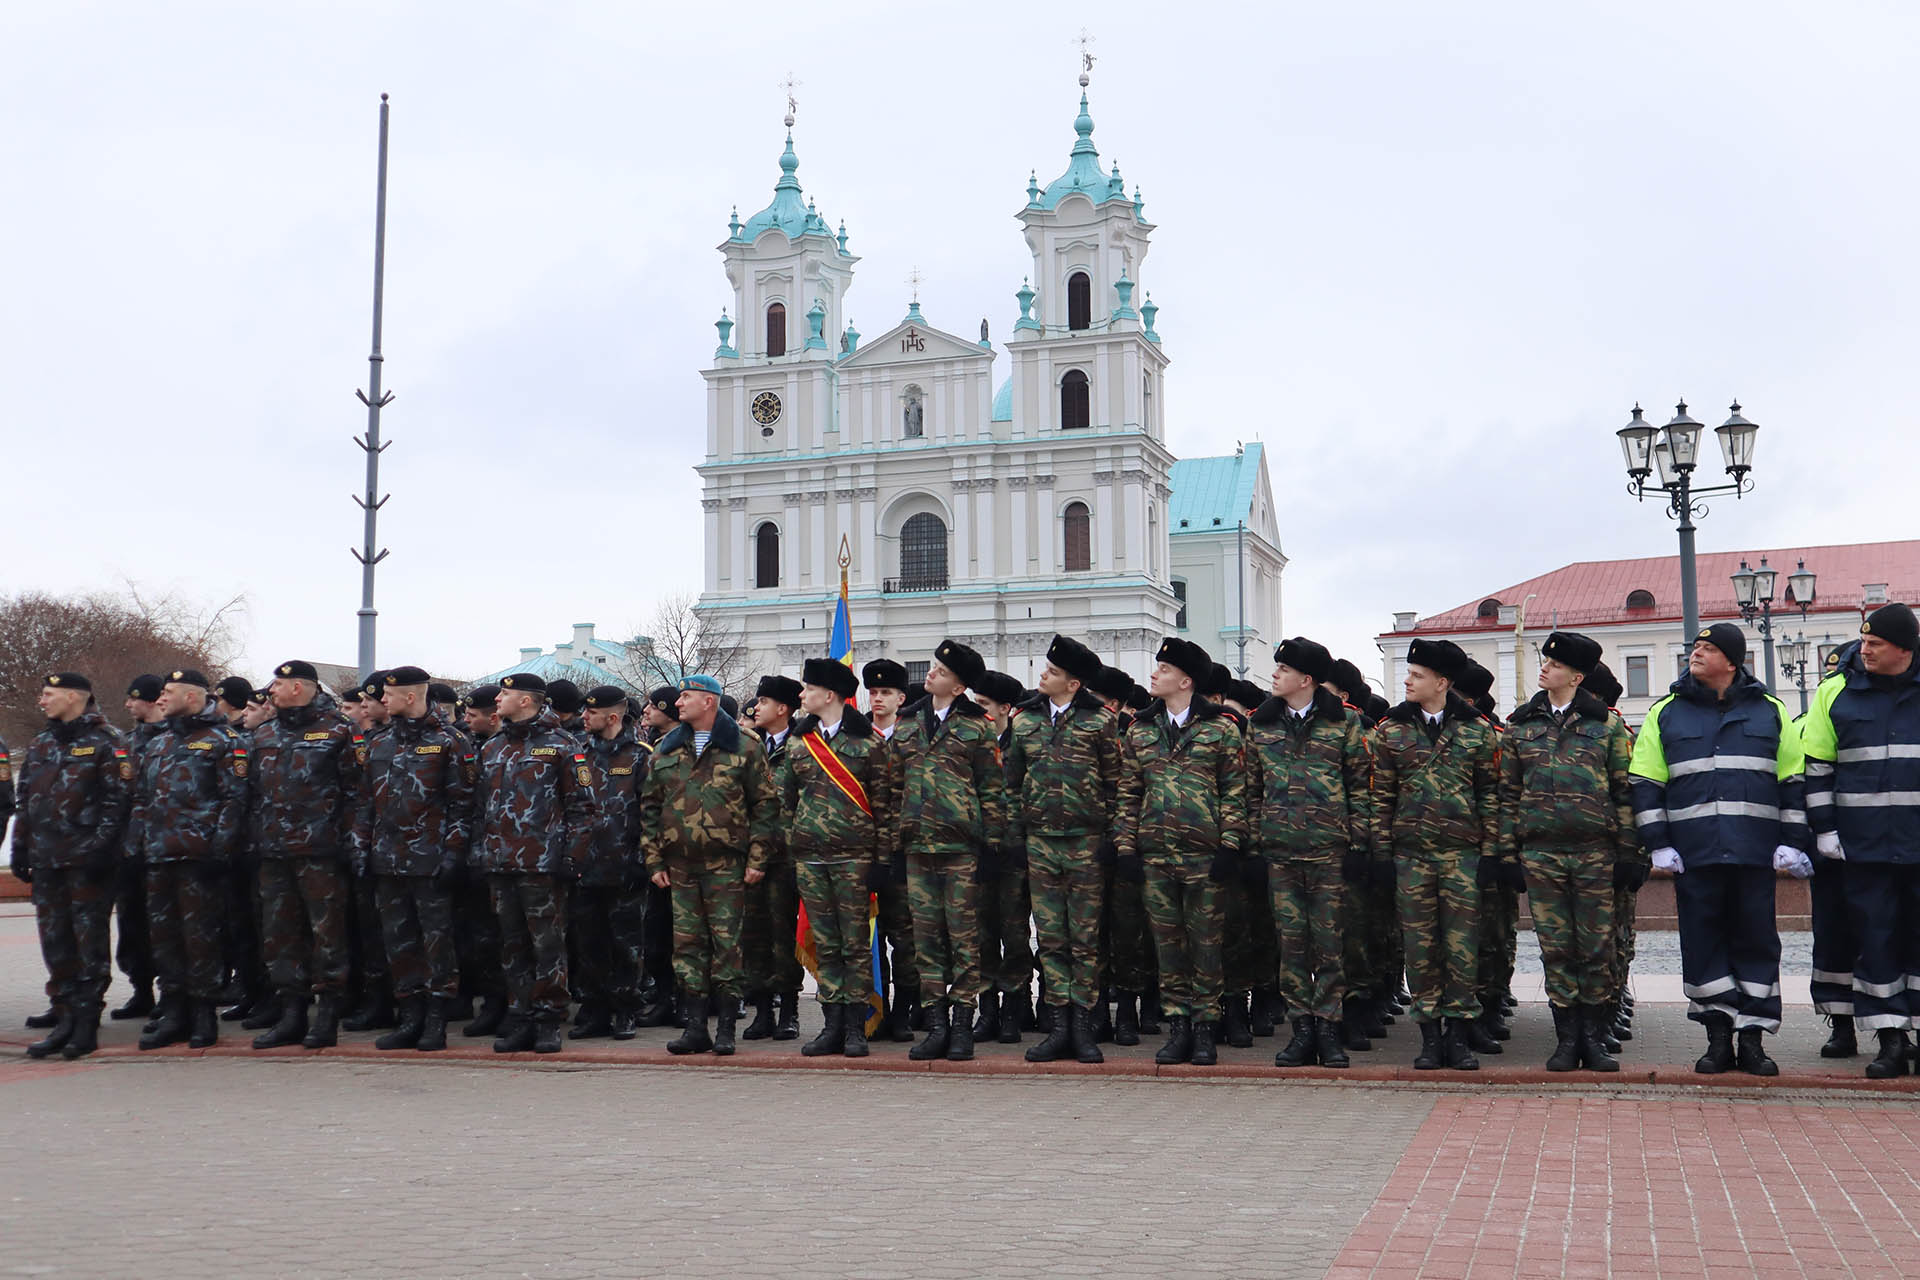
top-left (6, 3), bottom-right (1917, 691)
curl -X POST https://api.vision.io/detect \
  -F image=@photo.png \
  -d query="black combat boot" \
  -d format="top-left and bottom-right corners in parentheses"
top-left (947, 1004), bottom-right (975, 1061)
top-left (1113, 992), bottom-right (1141, 1046)
top-left (1035, 1000), bottom-right (1055, 1034)
top-left (1250, 988), bottom-right (1277, 1038)
top-left (1188, 1017), bottom-right (1217, 1066)
top-left (1314, 1016), bottom-right (1350, 1068)
top-left (219, 994), bottom-right (256, 1023)
top-left (909, 1002), bottom-right (951, 1061)
top-left (774, 990), bottom-right (801, 1041)
top-left (569, 1003), bottom-right (614, 1040)
top-left (609, 1009), bottom-right (639, 1041)
top-left (634, 981), bottom-right (676, 1028)
top-left (842, 1004), bottom-right (870, 1058)
top-left (138, 997), bottom-right (188, 1050)
top-left (1597, 1005), bottom-right (1622, 1055)
top-left (1613, 1001), bottom-right (1634, 1042)
top-left (188, 1000), bottom-right (218, 1049)
top-left (1373, 993), bottom-right (1396, 1030)
top-left (492, 1014), bottom-right (536, 1054)
top-left (463, 994), bottom-right (507, 1038)
top-left (1341, 997), bottom-right (1373, 1052)
top-left (740, 991), bottom-right (775, 1041)
top-left (1442, 1019), bottom-right (1480, 1071)
top-left (533, 1019), bottom-right (563, 1054)
top-left (666, 998), bottom-right (712, 1055)
top-left (375, 995), bottom-right (426, 1050)
top-left (142, 991), bottom-right (179, 1036)
top-left (1481, 993), bottom-right (1511, 1042)
top-left (1072, 1004), bottom-right (1105, 1064)
top-left (416, 998), bottom-right (450, 1052)
top-left (303, 996), bottom-right (340, 1048)
top-left (1138, 985), bottom-right (1161, 1036)
top-left (241, 997), bottom-right (283, 1031)
top-left (971, 990), bottom-right (1001, 1041)
top-left (998, 989), bottom-right (1025, 1045)
top-left (25, 1005), bottom-right (59, 1030)
top-left (1153, 1015), bottom-right (1193, 1065)
top-left (883, 984), bottom-right (916, 1042)
top-left (1092, 999), bottom-right (1114, 1044)
top-left (1275, 1016), bottom-right (1316, 1068)
top-left (1026, 1005), bottom-right (1073, 1062)
top-left (26, 1007), bottom-right (74, 1059)
top-left (341, 987), bottom-right (396, 1033)
top-left (1866, 1028), bottom-right (1910, 1079)
top-left (1223, 993), bottom-right (1253, 1049)
top-left (1360, 997), bottom-right (1388, 1040)
top-left (1546, 1004), bottom-right (1581, 1072)
top-left (1820, 1015), bottom-right (1858, 1058)
top-left (1413, 1020), bottom-right (1444, 1070)
top-left (1465, 1014), bottom-right (1503, 1056)
top-left (907, 995), bottom-right (928, 1032)
top-left (1575, 1005), bottom-right (1618, 1072)
top-left (712, 1000), bottom-right (738, 1056)
top-left (252, 998), bottom-right (309, 1050)
top-left (1694, 1013), bottom-right (1735, 1075)
top-left (1735, 1027), bottom-right (1777, 1077)
top-left (61, 1005), bottom-right (101, 1060)
top-left (111, 982), bottom-right (155, 1021)
top-left (802, 1003), bottom-right (847, 1057)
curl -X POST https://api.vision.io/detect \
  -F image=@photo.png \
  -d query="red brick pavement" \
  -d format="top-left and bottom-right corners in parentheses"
top-left (1327, 1095), bottom-right (1920, 1279)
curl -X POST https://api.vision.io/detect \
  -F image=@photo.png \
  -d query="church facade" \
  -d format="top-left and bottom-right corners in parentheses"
top-left (693, 79), bottom-right (1281, 688)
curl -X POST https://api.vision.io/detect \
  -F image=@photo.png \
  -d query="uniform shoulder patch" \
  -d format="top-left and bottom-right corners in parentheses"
top-left (574, 751), bottom-right (591, 787)
top-left (233, 745), bottom-right (249, 778)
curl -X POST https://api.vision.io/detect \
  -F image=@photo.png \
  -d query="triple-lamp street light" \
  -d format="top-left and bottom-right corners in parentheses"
top-left (1618, 399), bottom-right (1759, 642)
top-left (1730, 556), bottom-right (1817, 703)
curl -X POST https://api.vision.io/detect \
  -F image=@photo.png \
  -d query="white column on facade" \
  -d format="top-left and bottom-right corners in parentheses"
top-left (810, 494), bottom-right (826, 588)
top-left (1121, 470), bottom-right (1145, 572)
top-left (729, 498), bottom-right (748, 590)
top-left (952, 476), bottom-right (972, 582)
top-left (857, 480), bottom-right (877, 588)
top-left (783, 490), bottom-right (802, 589)
top-left (1094, 345), bottom-right (1113, 430)
top-left (976, 479), bottom-right (996, 580)
top-left (731, 375), bottom-right (747, 456)
top-left (1036, 470), bottom-right (1056, 575)
top-left (703, 500), bottom-right (722, 592)
top-left (931, 369), bottom-right (949, 446)
top-left (1009, 476), bottom-right (1029, 572)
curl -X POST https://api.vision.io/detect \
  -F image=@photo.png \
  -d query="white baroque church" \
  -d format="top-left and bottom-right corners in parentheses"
top-left (693, 75), bottom-right (1284, 688)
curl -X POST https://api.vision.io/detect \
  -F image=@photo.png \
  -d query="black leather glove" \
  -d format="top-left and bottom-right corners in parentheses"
top-left (1095, 839), bottom-right (1119, 867)
top-left (1613, 860), bottom-right (1650, 892)
top-left (434, 859), bottom-right (461, 891)
top-left (865, 859), bottom-right (890, 892)
top-left (1240, 852), bottom-right (1269, 890)
top-left (1208, 848), bottom-right (1239, 883)
top-left (1500, 859), bottom-right (1528, 894)
top-left (1476, 856), bottom-right (1503, 889)
top-left (1116, 852), bottom-right (1145, 883)
top-left (9, 855), bottom-right (28, 885)
top-left (1341, 847), bottom-right (1369, 886)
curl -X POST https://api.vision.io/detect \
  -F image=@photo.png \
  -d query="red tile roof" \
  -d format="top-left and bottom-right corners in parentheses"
top-left (1381, 540), bottom-right (1920, 637)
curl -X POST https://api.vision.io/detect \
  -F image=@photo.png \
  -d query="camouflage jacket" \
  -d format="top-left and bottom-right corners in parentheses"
top-left (639, 710), bottom-right (780, 873)
top-left (1245, 688), bottom-right (1371, 858)
top-left (475, 710), bottom-right (598, 877)
top-left (1003, 689), bottom-right (1120, 843)
top-left (778, 706), bottom-right (893, 866)
top-left (580, 723), bottom-right (651, 886)
top-left (1498, 688), bottom-right (1637, 860)
top-left (1114, 697), bottom-right (1249, 861)
top-left (758, 726), bottom-right (793, 864)
top-left (891, 695), bottom-right (1009, 855)
top-left (12, 711), bottom-right (131, 872)
top-left (119, 721), bottom-right (163, 855)
top-left (1368, 693), bottom-right (1500, 860)
top-left (130, 701), bottom-right (248, 863)
top-left (247, 691), bottom-right (363, 859)
top-left (355, 708), bottom-right (474, 876)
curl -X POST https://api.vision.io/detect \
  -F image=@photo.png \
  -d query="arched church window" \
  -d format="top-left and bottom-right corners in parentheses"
top-left (900, 513), bottom-right (948, 589)
top-left (1060, 370), bottom-right (1090, 431)
top-left (766, 302), bottom-right (786, 357)
top-left (754, 523), bottom-right (780, 589)
top-left (1067, 272), bottom-right (1091, 331)
top-left (1063, 502), bottom-right (1092, 572)
top-left (903, 387), bottom-right (924, 439)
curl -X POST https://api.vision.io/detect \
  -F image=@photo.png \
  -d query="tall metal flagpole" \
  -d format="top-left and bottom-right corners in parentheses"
top-left (352, 93), bottom-right (394, 679)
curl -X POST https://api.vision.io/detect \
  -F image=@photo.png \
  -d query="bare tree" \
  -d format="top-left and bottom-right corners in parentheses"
top-left (618, 593), bottom-right (750, 700)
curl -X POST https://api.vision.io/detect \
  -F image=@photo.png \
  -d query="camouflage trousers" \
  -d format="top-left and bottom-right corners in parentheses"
top-left (1341, 886), bottom-right (1375, 1006)
top-left (571, 884), bottom-right (647, 1012)
top-left (376, 874), bottom-right (459, 1001)
top-left (1520, 848), bottom-right (1614, 1008)
top-left (1396, 849), bottom-right (1481, 1022)
top-left (146, 860), bottom-right (226, 1001)
top-left (1224, 868), bottom-right (1279, 995)
top-left (1100, 865), bottom-right (1156, 995)
top-left (455, 871), bottom-right (505, 1001)
top-left (795, 859), bottom-right (873, 1006)
top-left (978, 858), bottom-right (1034, 996)
top-left (489, 873), bottom-right (569, 1022)
top-left (33, 867), bottom-right (114, 1008)
top-left (907, 846), bottom-right (982, 1008)
top-left (1808, 856), bottom-right (1856, 1016)
top-left (1144, 853), bottom-right (1224, 1018)
top-left (1273, 855), bottom-right (1346, 1019)
top-left (742, 859), bottom-right (801, 996)
top-left (1028, 834), bottom-right (1105, 1009)
top-left (874, 871), bottom-right (920, 996)
top-left (349, 874), bottom-right (389, 997)
top-left (256, 855), bottom-right (352, 999)
top-left (667, 852), bottom-right (748, 1003)
top-left (1610, 884), bottom-right (1639, 1000)
top-left (1364, 874), bottom-right (1403, 999)
top-left (115, 854), bottom-right (152, 986)
top-left (1476, 880), bottom-right (1520, 1008)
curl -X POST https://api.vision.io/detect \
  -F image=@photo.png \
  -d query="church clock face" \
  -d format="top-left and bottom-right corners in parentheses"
top-left (751, 391), bottom-right (782, 426)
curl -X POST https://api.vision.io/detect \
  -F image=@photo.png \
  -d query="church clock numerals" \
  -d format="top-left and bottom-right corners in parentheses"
top-left (751, 391), bottom-right (782, 426)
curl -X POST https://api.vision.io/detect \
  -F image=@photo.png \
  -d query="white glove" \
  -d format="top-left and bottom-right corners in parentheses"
top-left (1815, 830), bottom-right (1844, 860)
top-left (1773, 845), bottom-right (1814, 879)
top-left (1651, 847), bottom-right (1684, 874)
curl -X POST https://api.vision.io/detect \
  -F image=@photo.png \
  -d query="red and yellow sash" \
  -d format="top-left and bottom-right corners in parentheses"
top-left (800, 730), bottom-right (870, 816)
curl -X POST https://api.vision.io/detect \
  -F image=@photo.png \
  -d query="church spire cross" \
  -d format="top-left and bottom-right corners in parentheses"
top-left (1076, 29), bottom-right (1096, 87)
top-left (906, 266), bottom-right (924, 305)
top-left (781, 73), bottom-right (801, 129)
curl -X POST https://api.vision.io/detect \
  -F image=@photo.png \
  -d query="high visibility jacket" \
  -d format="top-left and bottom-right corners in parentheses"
top-left (1799, 650), bottom-right (1920, 864)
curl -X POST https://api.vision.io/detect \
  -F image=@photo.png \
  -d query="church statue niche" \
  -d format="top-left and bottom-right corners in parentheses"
top-left (903, 387), bottom-right (924, 438)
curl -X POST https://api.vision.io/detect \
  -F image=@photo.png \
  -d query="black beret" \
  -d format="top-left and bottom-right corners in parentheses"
top-left (754, 674), bottom-right (804, 710)
top-left (168, 669), bottom-right (211, 690)
top-left (861, 659), bottom-right (908, 693)
top-left (1154, 636), bottom-right (1212, 683)
top-left (44, 672), bottom-right (91, 692)
top-left (1693, 623), bottom-right (1747, 670)
top-left (1274, 637), bottom-right (1334, 684)
top-left (215, 676), bottom-right (254, 707)
top-left (273, 660), bottom-right (319, 682)
top-left (1862, 603), bottom-right (1919, 652)
top-left (545, 679), bottom-right (584, 713)
top-left (1540, 631), bottom-right (1603, 676)
top-left (249, 688), bottom-right (272, 705)
top-left (583, 684), bottom-right (628, 709)
top-left (427, 682), bottom-right (458, 704)
top-left (385, 665), bottom-right (432, 687)
top-left (1087, 664), bottom-right (1133, 702)
top-left (1587, 661), bottom-right (1624, 709)
top-left (499, 673), bottom-right (547, 693)
top-left (1045, 634), bottom-right (1104, 686)
top-left (974, 670), bottom-right (1026, 707)
top-left (361, 670), bottom-right (388, 697)
top-left (802, 658), bottom-right (859, 700)
top-left (1406, 638), bottom-right (1470, 683)
top-left (719, 693), bottom-right (740, 719)
top-left (466, 683), bottom-right (500, 710)
top-left (648, 685), bottom-right (678, 710)
top-left (338, 687), bottom-right (365, 704)
top-left (127, 674), bottom-right (165, 701)
top-left (933, 639), bottom-right (987, 689)
top-left (1456, 659), bottom-right (1495, 702)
